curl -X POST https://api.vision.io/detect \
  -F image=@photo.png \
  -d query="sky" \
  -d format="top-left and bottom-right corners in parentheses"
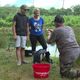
top-left (0, 0), bottom-right (80, 9)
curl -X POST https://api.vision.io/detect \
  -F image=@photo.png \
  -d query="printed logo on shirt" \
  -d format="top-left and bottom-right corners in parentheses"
top-left (34, 22), bottom-right (41, 32)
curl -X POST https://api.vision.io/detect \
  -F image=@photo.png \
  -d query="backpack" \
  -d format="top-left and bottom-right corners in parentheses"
top-left (33, 49), bottom-right (53, 64)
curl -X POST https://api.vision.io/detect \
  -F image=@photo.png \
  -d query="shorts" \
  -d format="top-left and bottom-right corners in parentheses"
top-left (16, 35), bottom-right (27, 48)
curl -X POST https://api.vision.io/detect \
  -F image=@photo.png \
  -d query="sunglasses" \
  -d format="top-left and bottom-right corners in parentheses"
top-left (23, 9), bottom-right (29, 11)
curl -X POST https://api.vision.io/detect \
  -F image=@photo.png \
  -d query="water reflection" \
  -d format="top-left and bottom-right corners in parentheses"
top-left (25, 44), bottom-right (59, 57)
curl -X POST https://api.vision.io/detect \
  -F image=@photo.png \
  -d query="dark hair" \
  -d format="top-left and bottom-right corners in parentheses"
top-left (20, 5), bottom-right (29, 10)
top-left (54, 15), bottom-right (64, 23)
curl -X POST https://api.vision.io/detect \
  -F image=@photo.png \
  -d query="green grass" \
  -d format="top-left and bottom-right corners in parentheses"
top-left (0, 49), bottom-right (33, 80)
top-left (0, 49), bottom-right (80, 80)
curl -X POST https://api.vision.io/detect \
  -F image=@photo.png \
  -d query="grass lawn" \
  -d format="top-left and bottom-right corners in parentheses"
top-left (0, 49), bottom-right (80, 80)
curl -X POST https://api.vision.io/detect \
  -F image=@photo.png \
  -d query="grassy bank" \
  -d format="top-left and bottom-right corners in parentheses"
top-left (0, 49), bottom-right (80, 80)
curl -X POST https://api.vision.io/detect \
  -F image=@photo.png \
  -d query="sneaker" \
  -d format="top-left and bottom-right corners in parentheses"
top-left (46, 59), bottom-right (53, 64)
top-left (17, 61), bottom-right (21, 66)
top-left (22, 61), bottom-right (29, 64)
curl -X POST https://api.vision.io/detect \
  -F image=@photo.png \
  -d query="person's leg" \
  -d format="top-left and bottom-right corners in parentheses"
top-left (16, 47), bottom-right (22, 65)
top-left (21, 36), bottom-right (27, 63)
top-left (29, 34), bottom-right (37, 63)
top-left (21, 48), bottom-right (25, 63)
top-left (60, 48), bottom-right (80, 79)
top-left (37, 35), bottom-right (48, 63)
top-left (29, 34), bottom-right (37, 54)
top-left (60, 61), bottom-right (80, 78)
top-left (37, 34), bottom-right (47, 50)
top-left (16, 36), bottom-right (21, 65)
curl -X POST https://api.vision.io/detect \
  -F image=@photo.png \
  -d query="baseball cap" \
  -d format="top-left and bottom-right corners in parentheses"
top-left (54, 15), bottom-right (64, 23)
top-left (20, 5), bottom-right (29, 10)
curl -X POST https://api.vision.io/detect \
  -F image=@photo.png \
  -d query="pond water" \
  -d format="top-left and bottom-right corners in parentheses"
top-left (25, 44), bottom-right (59, 57)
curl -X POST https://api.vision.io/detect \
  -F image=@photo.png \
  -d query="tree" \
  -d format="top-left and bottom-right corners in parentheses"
top-left (72, 5), bottom-right (80, 15)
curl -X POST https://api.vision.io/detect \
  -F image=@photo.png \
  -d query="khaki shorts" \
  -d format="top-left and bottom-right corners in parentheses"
top-left (16, 36), bottom-right (27, 48)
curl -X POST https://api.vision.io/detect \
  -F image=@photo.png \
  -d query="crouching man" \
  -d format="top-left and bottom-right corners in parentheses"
top-left (47, 15), bottom-right (80, 79)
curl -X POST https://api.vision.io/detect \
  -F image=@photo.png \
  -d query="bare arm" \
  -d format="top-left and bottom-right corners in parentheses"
top-left (12, 21), bottom-right (17, 40)
top-left (47, 29), bottom-right (56, 44)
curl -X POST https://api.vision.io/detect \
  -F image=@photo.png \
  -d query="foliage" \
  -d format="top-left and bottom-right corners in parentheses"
top-left (0, 28), bottom-right (8, 48)
top-left (0, 5), bottom-right (80, 47)
top-left (0, 5), bottom-right (80, 27)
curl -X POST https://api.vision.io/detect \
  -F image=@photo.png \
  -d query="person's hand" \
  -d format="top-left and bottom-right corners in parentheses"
top-left (13, 34), bottom-right (17, 40)
top-left (48, 29), bottom-right (53, 33)
top-left (47, 29), bottom-right (53, 39)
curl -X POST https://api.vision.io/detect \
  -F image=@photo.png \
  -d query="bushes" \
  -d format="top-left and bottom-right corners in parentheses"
top-left (0, 17), bottom-right (12, 27)
top-left (73, 27), bottom-right (80, 45)
top-left (0, 28), bottom-right (11, 48)
top-left (0, 29), bottom-right (8, 48)
top-left (0, 16), bottom-right (80, 48)
top-left (64, 16), bottom-right (80, 27)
